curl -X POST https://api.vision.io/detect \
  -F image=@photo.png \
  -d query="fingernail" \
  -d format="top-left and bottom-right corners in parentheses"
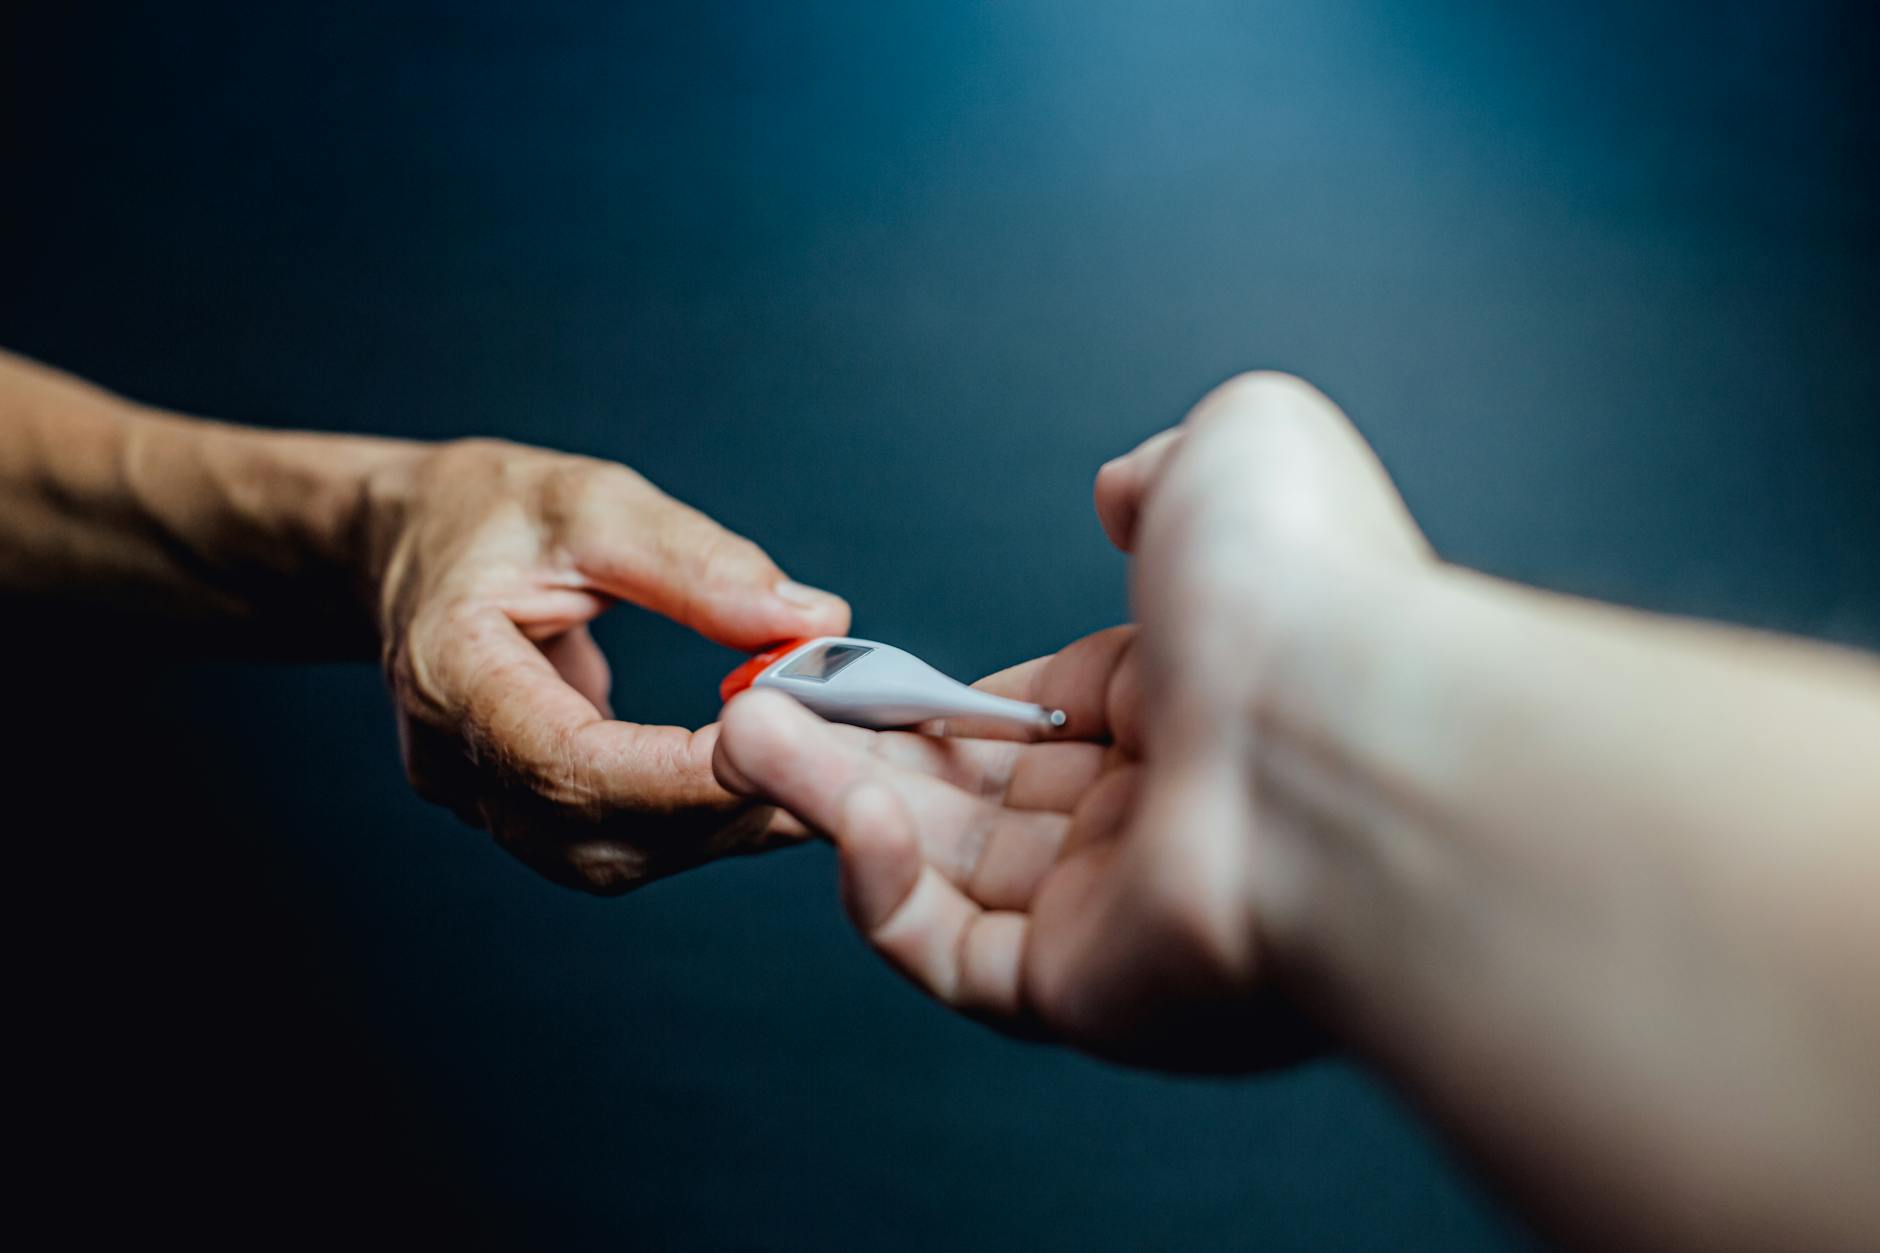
top-left (774, 578), bottom-right (844, 610)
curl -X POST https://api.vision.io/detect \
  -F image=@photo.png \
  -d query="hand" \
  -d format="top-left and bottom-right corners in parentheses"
top-left (362, 438), bottom-right (849, 893)
top-left (717, 373), bottom-right (1427, 1068)
top-left (714, 627), bottom-right (1318, 1071)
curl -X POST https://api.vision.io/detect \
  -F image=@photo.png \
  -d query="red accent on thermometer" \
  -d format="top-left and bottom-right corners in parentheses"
top-left (718, 638), bottom-right (813, 703)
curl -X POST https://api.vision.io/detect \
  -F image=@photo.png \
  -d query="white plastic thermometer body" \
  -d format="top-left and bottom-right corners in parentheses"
top-left (719, 636), bottom-right (1066, 733)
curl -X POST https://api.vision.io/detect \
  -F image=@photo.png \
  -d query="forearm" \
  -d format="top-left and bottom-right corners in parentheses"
top-left (1258, 561), bottom-right (1880, 1250)
top-left (0, 350), bottom-right (421, 655)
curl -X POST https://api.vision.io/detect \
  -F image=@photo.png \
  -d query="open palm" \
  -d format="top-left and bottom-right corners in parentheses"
top-left (715, 625), bottom-right (1315, 1071)
top-left (715, 374), bottom-right (1423, 1069)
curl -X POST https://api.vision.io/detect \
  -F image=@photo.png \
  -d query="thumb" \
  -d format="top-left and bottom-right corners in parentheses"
top-left (565, 468), bottom-right (850, 649)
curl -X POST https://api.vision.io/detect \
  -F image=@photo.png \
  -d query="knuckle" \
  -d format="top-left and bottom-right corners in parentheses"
top-left (1220, 368), bottom-right (1307, 402)
top-left (1204, 371), bottom-right (1325, 428)
top-left (555, 459), bottom-right (649, 521)
top-left (544, 459), bottom-right (604, 509)
top-left (691, 528), bottom-right (766, 585)
top-left (565, 843), bottom-right (648, 896)
top-left (445, 435), bottom-right (524, 463)
top-left (515, 729), bottom-right (608, 818)
top-left (505, 738), bottom-right (576, 803)
top-left (583, 458), bottom-right (649, 498)
top-left (419, 438), bottom-right (523, 493)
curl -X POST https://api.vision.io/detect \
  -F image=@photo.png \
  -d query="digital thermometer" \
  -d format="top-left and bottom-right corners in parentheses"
top-left (719, 636), bottom-right (1067, 733)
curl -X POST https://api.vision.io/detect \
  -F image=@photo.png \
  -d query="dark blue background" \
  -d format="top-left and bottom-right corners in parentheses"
top-left (3, 3), bottom-right (1874, 1249)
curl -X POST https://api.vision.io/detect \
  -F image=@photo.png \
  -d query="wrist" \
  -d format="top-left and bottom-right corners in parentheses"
top-left (1245, 558), bottom-right (1630, 1073)
top-left (125, 406), bottom-right (426, 655)
top-left (1241, 550), bottom-right (1880, 1250)
top-left (1239, 554), bottom-right (1493, 1039)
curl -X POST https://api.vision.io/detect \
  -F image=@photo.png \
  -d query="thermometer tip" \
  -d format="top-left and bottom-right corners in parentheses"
top-left (1046, 708), bottom-right (1067, 729)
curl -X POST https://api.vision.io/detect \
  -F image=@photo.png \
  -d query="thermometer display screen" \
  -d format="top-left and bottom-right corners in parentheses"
top-left (779, 642), bottom-right (871, 682)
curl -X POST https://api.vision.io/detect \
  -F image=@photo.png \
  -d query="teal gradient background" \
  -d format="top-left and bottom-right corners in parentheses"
top-left (2, 3), bottom-right (1874, 1248)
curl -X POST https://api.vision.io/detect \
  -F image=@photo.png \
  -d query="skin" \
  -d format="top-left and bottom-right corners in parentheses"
top-left (0, 348), bottom-right (849, 891)
top-left (716, 372), bottom-right (1880, 1251)
top-left (11, 343), bottom-right (1879, 1245)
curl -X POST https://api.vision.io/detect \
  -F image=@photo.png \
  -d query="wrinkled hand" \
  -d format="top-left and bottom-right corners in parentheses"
top-left (716, 372), bottom-right (1429, 1069)
top-left (362, 438), bottom-right (849, 893)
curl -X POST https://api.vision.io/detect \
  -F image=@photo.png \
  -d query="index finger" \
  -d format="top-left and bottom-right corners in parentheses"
top-left (1094, 428), bottom-right (1181, 552)
top-left (936, 625), bottom-right (1138, 744)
